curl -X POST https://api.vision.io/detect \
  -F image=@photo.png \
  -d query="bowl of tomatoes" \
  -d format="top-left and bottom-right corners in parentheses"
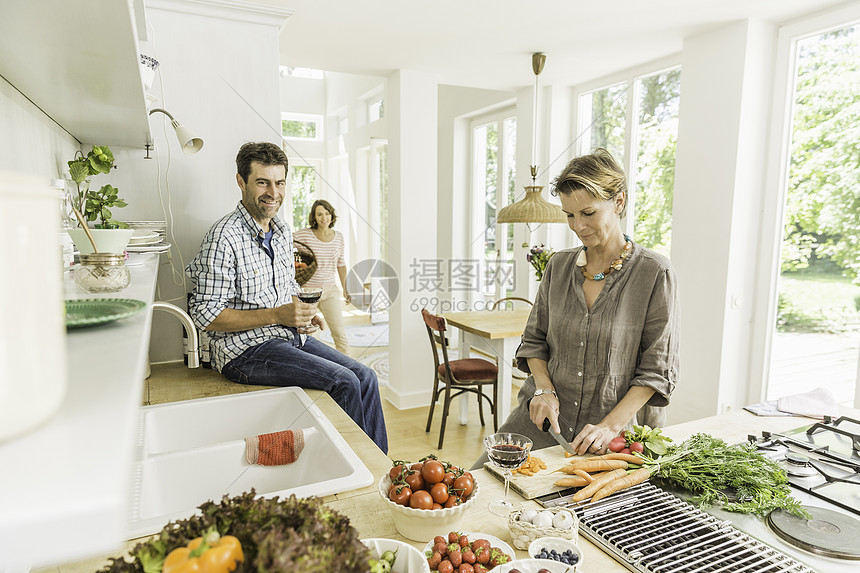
top-left (379, 456), bottom-right (479, 541)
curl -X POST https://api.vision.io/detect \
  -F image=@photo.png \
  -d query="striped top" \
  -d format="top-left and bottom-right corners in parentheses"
top-left (293, 228), bottom-right (345, 288)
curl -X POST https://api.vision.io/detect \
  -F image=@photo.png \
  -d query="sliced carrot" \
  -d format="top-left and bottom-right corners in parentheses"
top-left (571, 468), bottom-right (627, 502)
top-left (568, 459), bottom-right (629, 472)
top-left (553, 476), bottom-right (590, 488)
top-left (590, 467), bottom-right (651, 503)
top-left (589, 453), bottom-right (646, 465)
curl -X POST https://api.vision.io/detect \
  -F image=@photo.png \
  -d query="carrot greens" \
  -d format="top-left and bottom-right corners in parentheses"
top-left (648, 433), bottom-right (807, 517)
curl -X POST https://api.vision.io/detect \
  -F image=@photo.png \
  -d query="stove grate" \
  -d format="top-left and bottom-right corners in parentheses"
top-left (545, 483), bottom-right (818, 573)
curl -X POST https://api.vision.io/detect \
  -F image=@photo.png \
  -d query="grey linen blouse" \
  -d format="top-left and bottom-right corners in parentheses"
top-left (500, 241), bottom-right (680, 452)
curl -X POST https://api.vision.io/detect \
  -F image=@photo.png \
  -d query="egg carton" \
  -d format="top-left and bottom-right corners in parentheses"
top-left (508, 507), bottom-right (578, 550)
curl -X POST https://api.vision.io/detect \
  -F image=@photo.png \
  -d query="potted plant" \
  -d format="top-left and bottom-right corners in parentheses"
top-left (65, 145), bottom-right (133, 253)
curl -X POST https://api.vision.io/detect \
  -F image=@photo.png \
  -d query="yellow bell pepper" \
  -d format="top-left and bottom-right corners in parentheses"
top-left (163, 529), bottom-right (243, 573)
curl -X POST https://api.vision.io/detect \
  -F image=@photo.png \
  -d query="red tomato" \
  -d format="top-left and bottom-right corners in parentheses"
top-left (410, 462), bottom-right (424, 472)
top-left (389, 463), bottom-right (407, 481)
top-left (409, 489), bottom-right (433, 510)
top-left (432, 503), bottom-right (443, 510)
top-left (430, 481), bottom-right (449, 504)
top-left (405, 470), bottom-right (425, 492)
top-left (422, 460), bottom-right (445, 484)
top-left (453, 475), bottom-right (474, 498)
top-left (444, 495), bottom-right (463, 508)
top-left (388, 484), bottom-right (412, 506)
top-left (442, 471), bottom-right (456, 487)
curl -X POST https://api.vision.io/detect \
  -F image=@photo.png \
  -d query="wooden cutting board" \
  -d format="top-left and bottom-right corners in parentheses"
top-left (483, 444), bottom-right (591, 499)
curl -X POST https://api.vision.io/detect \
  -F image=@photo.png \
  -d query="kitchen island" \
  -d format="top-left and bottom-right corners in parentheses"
top-left (37, 400), bottom-right (860, 572)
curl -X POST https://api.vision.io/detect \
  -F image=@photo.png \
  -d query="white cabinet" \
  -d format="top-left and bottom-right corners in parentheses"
top-left (0, 0), bottom-right (151, 147)
top-left (0, 256), bottom-right (159, 569)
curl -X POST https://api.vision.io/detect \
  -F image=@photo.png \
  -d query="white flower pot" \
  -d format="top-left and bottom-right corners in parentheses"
top-left (67, 228), bottom-right (134, 254)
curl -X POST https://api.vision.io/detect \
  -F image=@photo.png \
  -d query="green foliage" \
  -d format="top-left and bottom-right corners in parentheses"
top-left (84, 184), bottom-right (128, 228)
top-left (589, 83), bottom-right (627, 164)
top-left (777, 271), bottom-right (860, 333)
top-left (651, 433), bottom-right (806, 517)
top-left (99, 491), bottom-right (372, 573)
top-left (783, 26), bottom-right (860, 283)
top-left (291, 165), bottom-right (317, 229)
top-left (282, 119), bottom-right (317, 138)
top-left (67, 145), bottom-right (117, 214)
top-left (527, 244), bottom-right (554, 281)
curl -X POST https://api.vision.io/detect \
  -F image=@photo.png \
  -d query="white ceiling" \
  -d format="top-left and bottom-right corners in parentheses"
top-left (262, 0), bottom-right (852, 91)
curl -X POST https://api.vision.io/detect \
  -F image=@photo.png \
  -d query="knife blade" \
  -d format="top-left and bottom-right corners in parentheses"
top-left (543, 418), bottom-right (577, 456)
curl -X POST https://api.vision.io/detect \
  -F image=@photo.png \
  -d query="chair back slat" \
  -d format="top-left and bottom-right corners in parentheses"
top-left (422, 308), bottom-right (455, 379)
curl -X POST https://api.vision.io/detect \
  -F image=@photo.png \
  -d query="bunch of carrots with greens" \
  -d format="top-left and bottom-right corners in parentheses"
top-left (554, 433), bottom-right (806, 517)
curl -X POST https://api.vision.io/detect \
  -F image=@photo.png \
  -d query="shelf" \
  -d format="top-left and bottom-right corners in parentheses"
top-left (0, 255), bottom-right (159, 569)
top-left (0, 0), bottom-right (151, 147)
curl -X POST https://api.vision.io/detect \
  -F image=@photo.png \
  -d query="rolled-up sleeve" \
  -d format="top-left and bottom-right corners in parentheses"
top-left (632, 266), bottom-right (680, 406)
top-left (186, 231), bottom-right (235, 330)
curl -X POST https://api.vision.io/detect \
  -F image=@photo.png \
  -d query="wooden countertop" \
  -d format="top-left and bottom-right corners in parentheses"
top-left (39, 402), bottom-right (860, 572)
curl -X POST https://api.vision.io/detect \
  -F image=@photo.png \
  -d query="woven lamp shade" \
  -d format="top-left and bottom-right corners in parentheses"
top-left (497, 186), bottom-right (566, 224)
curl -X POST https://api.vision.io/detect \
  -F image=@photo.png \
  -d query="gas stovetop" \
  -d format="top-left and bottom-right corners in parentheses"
top-left (535, 416), bottom-right (860, 573)
top-left (750, 415), bottom-right (860, 518)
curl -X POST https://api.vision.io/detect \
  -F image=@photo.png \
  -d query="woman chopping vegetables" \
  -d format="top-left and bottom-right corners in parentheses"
top-left (473, 148), bottom-right (680, 467)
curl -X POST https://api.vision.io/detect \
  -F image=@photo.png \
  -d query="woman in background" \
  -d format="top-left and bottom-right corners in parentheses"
top-left (294, 199), bottom-right (352, 354)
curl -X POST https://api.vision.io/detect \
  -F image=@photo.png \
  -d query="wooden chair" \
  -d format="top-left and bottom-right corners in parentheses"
top-left (422, 308), bottom-right (499, 448)
top-left (490, 297), bottom-right (533, 380)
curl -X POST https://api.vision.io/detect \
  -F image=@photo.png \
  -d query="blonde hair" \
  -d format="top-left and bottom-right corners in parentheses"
top-left (551, 148), bottom-right (627, 217)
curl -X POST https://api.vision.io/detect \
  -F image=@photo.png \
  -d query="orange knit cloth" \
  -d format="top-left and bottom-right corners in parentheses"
top-left (244, 429), bottom-right (305, 466)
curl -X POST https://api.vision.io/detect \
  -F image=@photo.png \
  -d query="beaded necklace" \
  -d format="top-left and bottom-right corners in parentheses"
top-left (578, 235), bottom-right (632, 281)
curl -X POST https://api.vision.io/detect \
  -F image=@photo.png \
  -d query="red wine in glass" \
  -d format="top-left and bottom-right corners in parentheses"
top-left (488, 444), bottom-right (529, 469)
top-left (296, 288), bottom-right (322, 333)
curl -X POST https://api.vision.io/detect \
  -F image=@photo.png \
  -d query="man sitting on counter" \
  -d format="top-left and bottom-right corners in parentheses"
top-left (186, 141), bottom-right (388, 453)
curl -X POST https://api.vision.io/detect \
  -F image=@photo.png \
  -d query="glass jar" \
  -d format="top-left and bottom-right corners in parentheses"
top-left (74, 253), bottom-right (130, 293)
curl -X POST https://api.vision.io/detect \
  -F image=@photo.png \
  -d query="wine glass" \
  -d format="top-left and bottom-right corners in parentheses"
top-left (484, 432), bottom-right (532, 516)
top-left (296, 287), bottom-right (323, 334)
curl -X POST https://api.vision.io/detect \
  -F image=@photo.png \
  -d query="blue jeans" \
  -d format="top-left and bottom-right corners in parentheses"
top-left (222, 332), bottom-right (388, 453)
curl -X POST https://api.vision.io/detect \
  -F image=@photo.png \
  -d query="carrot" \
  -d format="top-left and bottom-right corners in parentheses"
top-left (568, 459), bottom-right (628, 472)
top-left (571, 468), bottom-right (627, 502)
top-left (573, 469), bottom-right (593, 482)
top-left (590, 467), bottom-right (652, 503)
top-left (589, 453), bottom-right (646, 465)
top-left (553, 476), bottom-right (590, 488)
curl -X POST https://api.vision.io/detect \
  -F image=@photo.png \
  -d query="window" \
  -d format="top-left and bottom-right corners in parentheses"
top-left (289, 161), bottom-right (320, 230)
top-left (472, 110), bottom-right (517, 299)
top-left (368, 97), bottom-right (385, 123)
top-left (370, 140), bottom-right (389, 262)
top-left (279, 66), bottom-right (324, 79)
top-left (577, 67), bottom-right (681, 256)
top-left (281, 113), bottom-right (323, 141)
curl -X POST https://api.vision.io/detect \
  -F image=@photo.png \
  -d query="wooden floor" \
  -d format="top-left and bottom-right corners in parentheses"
top-left (146, 309), bottom-right (520, 470)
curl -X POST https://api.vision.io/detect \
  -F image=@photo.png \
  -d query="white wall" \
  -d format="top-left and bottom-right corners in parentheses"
top-left (106, 2), bottom-right (287, 362)
top-left (0, 77), bottom-right (79, 180)
top-left (668, 19), bottom-right (777, 424)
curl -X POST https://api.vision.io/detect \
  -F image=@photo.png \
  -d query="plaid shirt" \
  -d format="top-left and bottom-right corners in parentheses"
top-left (186, 202), bottom-right (300, 371)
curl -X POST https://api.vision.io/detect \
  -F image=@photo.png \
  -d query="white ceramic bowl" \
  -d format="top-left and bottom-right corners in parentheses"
top-left (362, 538), bottom-right (431, 573)
top-left (378, 473), bottom-right (479, 541)
top-left (527, 536), bottom-right (583, 571)
top-left (68, 228), bottom-right (134, 254)
top-left (496, 558), bottom-right (579, 573)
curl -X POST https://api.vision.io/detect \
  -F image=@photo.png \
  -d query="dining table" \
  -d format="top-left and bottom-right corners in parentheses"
top-left (441, 307), bottom-right (532, 426)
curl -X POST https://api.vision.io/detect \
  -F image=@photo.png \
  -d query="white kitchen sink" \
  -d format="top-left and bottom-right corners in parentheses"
top-left (127, 387), bottom-right (373, 538)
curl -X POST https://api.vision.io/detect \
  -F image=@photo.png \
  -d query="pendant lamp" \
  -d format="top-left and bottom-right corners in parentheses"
top-left (497, 53), bottom-right (566, 224)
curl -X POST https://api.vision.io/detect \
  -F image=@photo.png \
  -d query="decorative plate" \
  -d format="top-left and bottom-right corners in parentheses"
top-left (125, 242), bottom-right (170, 253)
top-left (65, 298), bottom-right (146, 328)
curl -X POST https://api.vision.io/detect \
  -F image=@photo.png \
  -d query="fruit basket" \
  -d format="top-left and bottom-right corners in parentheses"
top-left (293, 239), bottom-right (317, 285)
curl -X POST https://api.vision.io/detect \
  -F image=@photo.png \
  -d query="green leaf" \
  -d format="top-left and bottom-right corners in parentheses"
top-left (68, 161), bottom-right (90, 184)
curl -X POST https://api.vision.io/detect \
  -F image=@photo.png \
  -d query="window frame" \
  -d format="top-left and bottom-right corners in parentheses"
top-left (281, 112), bottom-right (324, 142)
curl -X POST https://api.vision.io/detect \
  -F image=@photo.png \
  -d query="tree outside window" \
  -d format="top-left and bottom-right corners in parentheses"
top-left (291, 165), bottom-right (317, 229)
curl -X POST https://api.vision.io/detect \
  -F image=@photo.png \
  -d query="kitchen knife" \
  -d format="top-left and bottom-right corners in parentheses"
top-left (543, 418), bottom-right (578, 456)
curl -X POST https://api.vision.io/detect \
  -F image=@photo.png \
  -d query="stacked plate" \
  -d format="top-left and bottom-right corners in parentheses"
top-left (126, 222), bottom-right (169, 253)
